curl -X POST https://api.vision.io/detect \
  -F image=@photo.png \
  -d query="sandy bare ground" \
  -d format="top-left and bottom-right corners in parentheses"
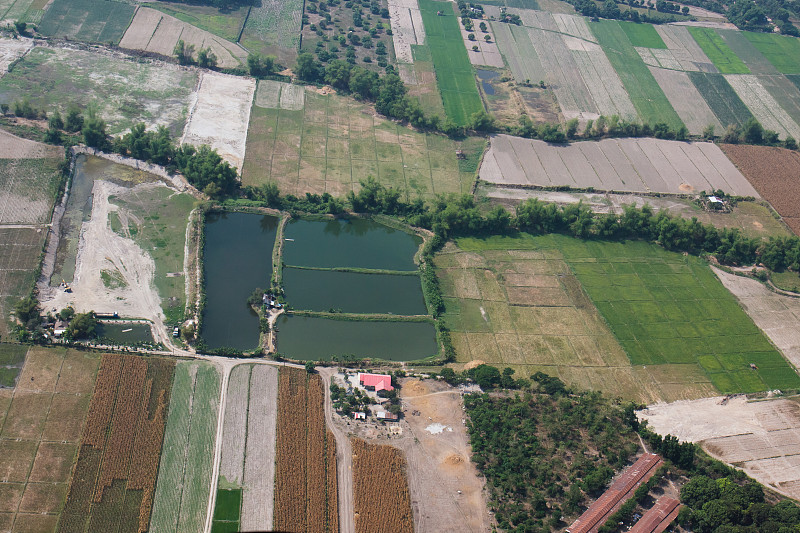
top-left (38, 180), bottom-right (170, 344)
top-left (181, 71), bottom-right (256, 172)
top-left (638, 395), bottom-right (800, 500)
top-left (387, 0), bottom-right (426, 63)
top-left (713, 267), bottom-right (800, 369)
top-left (120, 7), bottom-right (247, 69)
top-left (0, 36), bottom-right (33, 77)
top-left (0, 128), bottom-right (63, 159)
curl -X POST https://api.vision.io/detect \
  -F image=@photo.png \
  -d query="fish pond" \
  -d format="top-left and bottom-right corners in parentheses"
top-left (95, 321), bottom-right (154, 345)
top-left (201, 214), bottom-right (438, 359)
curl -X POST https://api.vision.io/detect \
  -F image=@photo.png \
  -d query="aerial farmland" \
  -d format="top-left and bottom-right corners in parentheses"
top-left (1, 0), bottom-right (800, 530)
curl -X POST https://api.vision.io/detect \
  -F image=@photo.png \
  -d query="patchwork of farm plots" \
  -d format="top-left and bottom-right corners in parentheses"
top-left (0, 348), bottom-right (99, 532)
top-left (119, 7), bottom-right (247, 69)
top-left (242, 81), bottom-right (484, 199)
top-left (434, 239), bottom-right (713, 403)
top-left (59, 354), bottom-right (174, 533)
top-left (215, 364), bottom-right (278, 532)
top-left (720, 144), bottom-right (800, 236)
top-left (146, 1), bottom-right (247, 43)
top-left (0, 0), bottom-right (40, 25)
top-left (181, 72), bottom-right (255, 172)
top-left (388, 0), bottom-right (427, 64)
top-left (37, 0), bottom-right (135, 44)
top-left (273, 368), bottom-right (338, 532)
top-left (480, 134), bottom-right (759, 196)
top-left (0, 47), bottom-right (198, 136)
top-left (418, 0), bottom-right (483, 126)
top-left (150, 360), bottom-right (220, 533)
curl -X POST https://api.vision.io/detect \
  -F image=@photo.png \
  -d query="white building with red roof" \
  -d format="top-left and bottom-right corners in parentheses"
top-left (358, 372), bottom-right (394, 392)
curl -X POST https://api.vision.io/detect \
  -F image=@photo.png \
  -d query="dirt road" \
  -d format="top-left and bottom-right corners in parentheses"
top-left (319, 367), bottom-right (355, 533)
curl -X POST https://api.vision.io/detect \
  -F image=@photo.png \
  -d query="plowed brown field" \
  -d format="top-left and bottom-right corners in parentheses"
top-left (721, 144), bottom-right (800, 235)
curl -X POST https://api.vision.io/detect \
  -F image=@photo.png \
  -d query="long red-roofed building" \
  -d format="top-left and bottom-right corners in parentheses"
top-left (567, 453), bottom-right (663, 533)
top-left (629, 497), bottom-right (682, 533)
top-left (358, 372), bottom-right (394, 392)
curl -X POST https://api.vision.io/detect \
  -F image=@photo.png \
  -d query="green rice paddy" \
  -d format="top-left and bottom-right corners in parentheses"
top-left (688, 71), bottom-right (753, 128)
top-left (418, 0), bottom-right (484, 126)
top-left (38, 0), bottom-right (135, 44)
top-left (590, 20), bottom-right (684, 130)
top-left (619, 20), bottom-right (667, 48)
top-left (688, 27), bottom-right (750, 74)
top-left (211, 489), bottom-right (241, 533)
top-left (742, 32), bottom-right (800, 74)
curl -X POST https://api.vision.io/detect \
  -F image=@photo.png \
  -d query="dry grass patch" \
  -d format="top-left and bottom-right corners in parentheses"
top-left (11, 513), bottom-right (58, 532)
top-left (0, 483), bottom-right (24, 512)
top-left (29, 442), bottom-right (77, 483)
top-left (18, 483), bottom-right (68, 514)
top-left (0, 439), bottom-right (37, 483)
top-left (0, 391), bottom-right (50, 440)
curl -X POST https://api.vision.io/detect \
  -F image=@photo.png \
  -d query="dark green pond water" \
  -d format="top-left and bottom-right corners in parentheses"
top-left (96, 322), bottom-right (154, 344)
top-left (283, 268), bottom-right (427, 315)
top-left (275, 316), bottom-right (438, 361)
top-left (201, 212), bottom-right (277, 350)
top-left (283, 218), bottom-right (422, 271)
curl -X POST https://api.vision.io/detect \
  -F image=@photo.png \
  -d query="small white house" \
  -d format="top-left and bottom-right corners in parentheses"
top-left (53, 320), bottom-right (68, 337)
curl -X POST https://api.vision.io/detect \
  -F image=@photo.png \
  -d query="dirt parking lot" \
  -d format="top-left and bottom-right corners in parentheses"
top-left (639, 395), bottom-right (800, 500)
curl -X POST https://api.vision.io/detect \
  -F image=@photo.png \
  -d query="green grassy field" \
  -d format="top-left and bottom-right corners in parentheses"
top-left (418, 0), bottom-right (484, 126)
top-left (0, 47), bottom-right (197, 136)
top-left (38, 0), bottom-right (135, 44)
top-left (242, 88), bottom-right (484, 199)
top-left (149, 1), bottom-right (247, 42)
top-left (0, 228), bottom-right (46, 338)
top-left (590, 20), bottom-right (684, 130)
top-left (238, 0), bottom-right (303, 62)
top-left (109, 186), bottom-right (195, 325)
top-left (619, 20), bottom-right (667, 48)
top-left (688, 27), bottom-right (750, 74)
top-left (688, 71), bottom-right (754, 128)
top-left (211, 489), bottom-right (241, 532)
top-left (0, 343), bottom-right (26, 387)
top-left (150, 361), bottom-right (221, 533)
top-left (742, 32), bottom-right (800, 74)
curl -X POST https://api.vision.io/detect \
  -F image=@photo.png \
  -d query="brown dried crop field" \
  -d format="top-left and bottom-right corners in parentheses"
top-left (58, 353), bottom-right (174, 533)
top-left (0, 347), bottom-right (100, 531)
top-left (273, 367), bottom-right (338, 533)
top-left (352, 438), bottom-right (414, 533)
top-left (720, 144), bottom-right (800, 236)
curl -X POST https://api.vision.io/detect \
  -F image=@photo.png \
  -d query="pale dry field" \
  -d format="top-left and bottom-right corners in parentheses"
top-left (0, 129), bottom-right (63, 160)
top-left (480, 134), bottom-right (759, 196)
top-left (648, 67), bottom-right (723, 135)
top-left (0, 37), bottom-right (32, 78)
top-left (388, 0), bottom-right (425, 64)
top-left (725, 74), bottom-right (800, 140)
top-left (181, 71), bottom-right (256, 172)
top-left (119, 7), bottom-right (247, 69)
top-left (639, 395), bottom-right (800, 500)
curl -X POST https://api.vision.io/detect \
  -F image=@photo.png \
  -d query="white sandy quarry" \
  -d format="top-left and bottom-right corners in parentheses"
top-left (181, 71), bottom-right (256, 172)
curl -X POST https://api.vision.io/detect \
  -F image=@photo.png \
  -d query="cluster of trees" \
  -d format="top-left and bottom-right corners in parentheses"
top-left (727, 0), bottom-right (771, 31)
top-left (438, 364), bottom-right (526, 389)
top-left (306, 0), bottom-right (391, 68)
top-left (174, 40), bottom-right (217, 68)
top-left (719, 117), bottom-right (799, 149)
top-left (567, 0), bottom-right (685, 23)
top-left (463, 375), bottom-right (641, 531)
top-left (246, 53), bottom-right (278, 78)
top-left (3, 101), bottom-right (105, 148)
top-left (113, 122), bottom-right (239, 198)
top-left (330, 379), bottom-right (374, 415)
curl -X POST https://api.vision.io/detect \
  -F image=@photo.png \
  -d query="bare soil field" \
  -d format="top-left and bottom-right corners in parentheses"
top-left (181, 71), bottom-right (255, 172)
top-left (720, 143), bottom-right (800, 235)
top-left (0, 347), bottom-right (100, 530)
top-left (218, 364), bottom-right (278, 531)
top-left (0, 37), bottom-right (32, 78)
top-left (388, 0), bottom-right (426, 64)
top-left (119, 7), bottom-right (247, 69)
top-left (639, 395), bottom-right (800, 500)
top-left (0, 129), bottom-right (63, 160)
top-left (713, 267), bottom-right (800, 370)
top-left (480, 134), bottom-right (760, 197)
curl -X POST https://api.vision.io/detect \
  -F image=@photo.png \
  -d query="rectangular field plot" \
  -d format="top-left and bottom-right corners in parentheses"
top-left (0, 348), bottom-right (100, 530)
top-left (479, 134), bottom-right (759, 197)
top-left (688, 71), bottom-right (753, 128)
top-left (743, 32), bottom-right (800, 74)
top-left (688, 27), bottom-right (750, 74)
top-left (620, 20), bottom-right (666, 48)
top-left (0, 157), bottom-right (61, 225)
top-left (150, 360), bottom-right (220, 533)
top-left (649, 67), bottom-right (722, 134)
top-left (38, 0), bottom-right (135, 44)
top-left (418, 0), bottom-right (483, 125)
top-left (389, 0), bottom-right (427, 63)
top-left (654, 25), bottom-right (717, 71)
top-left (725, 74), bottom-right (800, 139)
top-left (591, 20), bottom-right (683, 129)
top-left (242, 91), bottom-right (483, 199)
top-left (239, 0), bottom-right (303, 62)
top-left (0, 46), bottom-right (197, 136)
top-left (0, 228), bottom-right (45, 338)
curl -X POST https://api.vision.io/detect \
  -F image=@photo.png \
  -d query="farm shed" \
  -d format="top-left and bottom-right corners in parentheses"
top-left (358, 372), bottom-right (394, 392)
top-left (567, 453), bottom-right (663, 533)
top-left (53, 320), bottom-right (68, 336)
top-left (376, 411), bottom-right (399, 421)
top-left (629, 497), bottom-right (682, 533)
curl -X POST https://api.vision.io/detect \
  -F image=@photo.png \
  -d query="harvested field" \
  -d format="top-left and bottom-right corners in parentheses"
top-left (150, 361), bottom-right (220, 533)
top-left (274, 367), bottom-right (338, 533)
top-left (0, 46), bottom-right (197, 136)
top-left (146, 2), bottom-right (247, 43)
top-left (713, 268), bottom-right (800, 371)
top-left (119, 7), bottom-right (247, 69)
top-left (352, 439), bottom-right (413, 533)
top-left (388, 0), bottom-right (426, 63)
top-left (0, 37), bottom-right (32, 78)
top-left (0, 129), bottom-right (63, 160)
top-left (724, 74), bottom-right (800, 139)
top-left (242, 89), bottom-right (484, 199)
top-left (181, 71), bottom-right (255, 172)
top-left (639, 396), bottom-right (800, 500)
top-left (0, 227), bottom-right (45, 338)
top-left (0, 157), bottom-right (62, 225)
top-left (59, 354), bottom-right (174, 533)
top-left (217, 364), bottom-right (278, 532)
top-left (720, 144), bottom-right (800, 234)
top-left (0, 348), bottom-right (99, 531)
top-left (480, 134), bottom-right (759, 197)
top-left (37, 0), bottom-right (135, 44)
top-left (418, 0), bottom-right (483, 126)
top-left (648, 67), bottom-right (722, 134)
